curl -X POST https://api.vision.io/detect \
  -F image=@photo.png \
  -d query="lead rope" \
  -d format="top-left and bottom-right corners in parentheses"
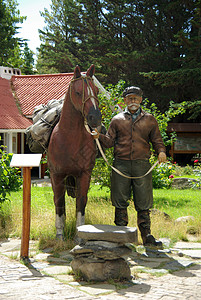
top-left (84, 124), bottom-right (159, 179)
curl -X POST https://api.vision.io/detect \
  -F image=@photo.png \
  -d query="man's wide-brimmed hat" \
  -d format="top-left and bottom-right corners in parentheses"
top-left (122, 86), bottom-right (143, 97)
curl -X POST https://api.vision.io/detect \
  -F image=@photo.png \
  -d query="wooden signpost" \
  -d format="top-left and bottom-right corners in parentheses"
top-left (10, 154), bottom-right (42, 259)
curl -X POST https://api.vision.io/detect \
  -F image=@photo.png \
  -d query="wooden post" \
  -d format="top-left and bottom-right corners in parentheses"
top-left (10, 154), bottom-right (42, 260)
top-left (21, 167), bottom-right (32, 259)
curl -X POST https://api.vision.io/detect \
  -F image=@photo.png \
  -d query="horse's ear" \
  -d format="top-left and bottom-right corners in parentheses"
top-left (74, 65), bottom-right (81, 79)
top-left (86, 64), bottom-right (95, 77)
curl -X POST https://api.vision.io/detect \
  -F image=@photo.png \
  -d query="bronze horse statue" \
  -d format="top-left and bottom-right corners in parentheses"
top-left (48, 64), bottom-right (102, 239)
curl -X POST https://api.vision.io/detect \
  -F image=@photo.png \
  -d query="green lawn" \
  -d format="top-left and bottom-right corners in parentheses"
top-left (89, 184), bottom-right (201, 220)
top-left (173, 175), bottom-right (199, 179)
top-left (153, 189), bottom-right (201, 219)
top-left (0, 184), bottom-right (200, 245)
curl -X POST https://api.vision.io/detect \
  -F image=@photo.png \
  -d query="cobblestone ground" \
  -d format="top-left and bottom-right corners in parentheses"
top-left (0, 239), bottom-right (201, 299)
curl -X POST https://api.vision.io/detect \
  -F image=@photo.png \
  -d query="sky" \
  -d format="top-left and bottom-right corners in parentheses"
top-left (17, 0), bottom-right (52, 54)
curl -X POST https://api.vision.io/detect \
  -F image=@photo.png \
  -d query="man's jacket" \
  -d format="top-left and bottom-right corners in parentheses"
top-left (99, 109), bottom-right (166, 160)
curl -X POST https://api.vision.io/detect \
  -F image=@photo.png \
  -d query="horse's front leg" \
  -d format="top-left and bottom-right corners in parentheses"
top-left (50, 173), bottom-right (66, 240)
top-left (76, 171), bottom-right (91, 228)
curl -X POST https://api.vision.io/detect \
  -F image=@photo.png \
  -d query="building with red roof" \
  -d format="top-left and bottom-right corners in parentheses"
top-left (11, 72), bottom-right (74, 118)
top-left (0, 67), bottom-right (76, 156)
top-left (0, 76), bottom-right (32, 154)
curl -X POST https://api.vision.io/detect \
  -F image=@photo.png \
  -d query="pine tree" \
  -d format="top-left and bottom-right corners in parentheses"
top-left (141, 0), bottom-right (201, 111)
top-left (0, 0), bottom-right (25, 66)
top-left (37, 0), bottom-right (200, 115)
top-left (21, 42), bottom-right (35, 74)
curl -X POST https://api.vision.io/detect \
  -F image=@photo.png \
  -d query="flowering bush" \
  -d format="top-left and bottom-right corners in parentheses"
top-left (193, 160), bottom-right (201, 176)
top-left (0, 147), bottom-right (22, 204)
top-left (191, 159), bottom-right (201, 189)
top-left (151, 157), bottom-right (175, 189)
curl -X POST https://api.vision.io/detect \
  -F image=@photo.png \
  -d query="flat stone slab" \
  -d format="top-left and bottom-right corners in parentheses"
top-left (42, 265), bottom-right (72, 275)
top-left (78, 283), bottom-right (116, 295)
top-left (70, 241), bottom-right (132, 260)
top-left (179, 249), bottom-right (201, 259)
top-left (174, 242), bottom-right (201, 249)
top-left (77, 224), bottom-right (138, 244)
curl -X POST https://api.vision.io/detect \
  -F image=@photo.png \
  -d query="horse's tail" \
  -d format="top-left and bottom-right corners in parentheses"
top-left (65, 176), bottom-right (77, 198)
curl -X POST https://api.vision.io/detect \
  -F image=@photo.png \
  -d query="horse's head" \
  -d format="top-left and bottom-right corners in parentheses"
top-left (69, 64), bottom-right (102, 129)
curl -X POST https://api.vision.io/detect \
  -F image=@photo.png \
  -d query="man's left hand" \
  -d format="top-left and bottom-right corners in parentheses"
top-left (158, 152), bottom-right (167, 163)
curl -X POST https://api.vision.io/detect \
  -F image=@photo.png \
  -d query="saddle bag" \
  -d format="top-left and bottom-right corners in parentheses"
top-left (26, 99), bottom-right (64, 153)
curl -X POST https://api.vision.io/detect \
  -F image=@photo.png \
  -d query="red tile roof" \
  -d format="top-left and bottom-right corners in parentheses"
top-left (0, 77), bottom-right (32, 129)
top-left (11, 73), bottom-right (74, 117)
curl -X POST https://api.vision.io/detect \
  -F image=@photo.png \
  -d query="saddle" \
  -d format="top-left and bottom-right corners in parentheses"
top-left (26, 99), bottom-right (64, 153)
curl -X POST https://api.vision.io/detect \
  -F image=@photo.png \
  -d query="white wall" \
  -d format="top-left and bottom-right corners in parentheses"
top-left (0, 66), bottom-right (21, 80)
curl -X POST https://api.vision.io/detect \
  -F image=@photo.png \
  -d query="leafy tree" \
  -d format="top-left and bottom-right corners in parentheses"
top-left (171, 99), bottom-right (201, 122)
top-left (6, 43), bottom-right (24, 68)
top-left (37, 0), bottom-right (200, 114)
top-left (6, 42), bottom-right (35, 74)
top-left (0, 0), bottom-right (25, 66)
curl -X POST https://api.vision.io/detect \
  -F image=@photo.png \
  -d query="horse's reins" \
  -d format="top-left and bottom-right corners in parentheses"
top-left (85, 124), bottom-right (159, 179)
top-left (70, 75), bottom-right (159, 179)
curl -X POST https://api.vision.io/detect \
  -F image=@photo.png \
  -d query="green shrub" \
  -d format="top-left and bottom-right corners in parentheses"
top-left (92, 80), bottom-right (126, 188)
top-left (172, 164), bottom-right (184, 176)
top-left (151, 158), bottom-right (175, 189)
top-left (193, 160), bottom-right (201, 177)
top-left (191, 160), bottom-right (201, 189)
top-left (183, 165), bottom-right (194, 175)
top-left (0, 148), bottom-right (22, 204)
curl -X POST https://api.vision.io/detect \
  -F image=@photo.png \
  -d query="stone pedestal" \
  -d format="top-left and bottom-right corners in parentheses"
top-left (70, 224), bottom-right (138, 281)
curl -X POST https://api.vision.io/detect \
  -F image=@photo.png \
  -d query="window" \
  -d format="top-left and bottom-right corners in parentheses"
top-left (174, 136), bottom-right (201, 151)
top-left (0, 133), bottom-right (4, 149)
top-left (12, 134), bottom-right (17, 153)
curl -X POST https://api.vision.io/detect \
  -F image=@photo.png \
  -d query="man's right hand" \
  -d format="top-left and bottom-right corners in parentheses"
top-left (91, 128), bottom-right (100, 139)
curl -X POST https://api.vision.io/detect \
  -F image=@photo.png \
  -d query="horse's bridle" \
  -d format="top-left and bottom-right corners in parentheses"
top-left (69, 76), bottom-right (99, 119)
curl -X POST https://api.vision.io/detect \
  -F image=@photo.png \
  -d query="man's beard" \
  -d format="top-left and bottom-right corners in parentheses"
top-left (127, 103), bottom-right (140, 110)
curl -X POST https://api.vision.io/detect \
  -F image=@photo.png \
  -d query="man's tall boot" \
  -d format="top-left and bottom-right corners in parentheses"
top-left (137, 210), bottom-right (163, 248)
top-left (115, 207), bottom-right (128, 226)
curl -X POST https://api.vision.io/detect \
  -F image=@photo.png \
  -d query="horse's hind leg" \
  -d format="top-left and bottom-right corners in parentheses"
top-left (76, 172), bottom-right (91, 228)
top-left (50, 173), bottom-right (66, 240)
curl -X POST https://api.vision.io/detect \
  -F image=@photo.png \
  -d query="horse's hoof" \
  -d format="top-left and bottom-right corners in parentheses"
top-left (56, 234), bottom-right (64, 241)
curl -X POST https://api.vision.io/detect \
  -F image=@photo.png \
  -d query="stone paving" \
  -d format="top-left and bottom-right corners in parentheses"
top-left (0, 238), bottom-right (201, 299)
